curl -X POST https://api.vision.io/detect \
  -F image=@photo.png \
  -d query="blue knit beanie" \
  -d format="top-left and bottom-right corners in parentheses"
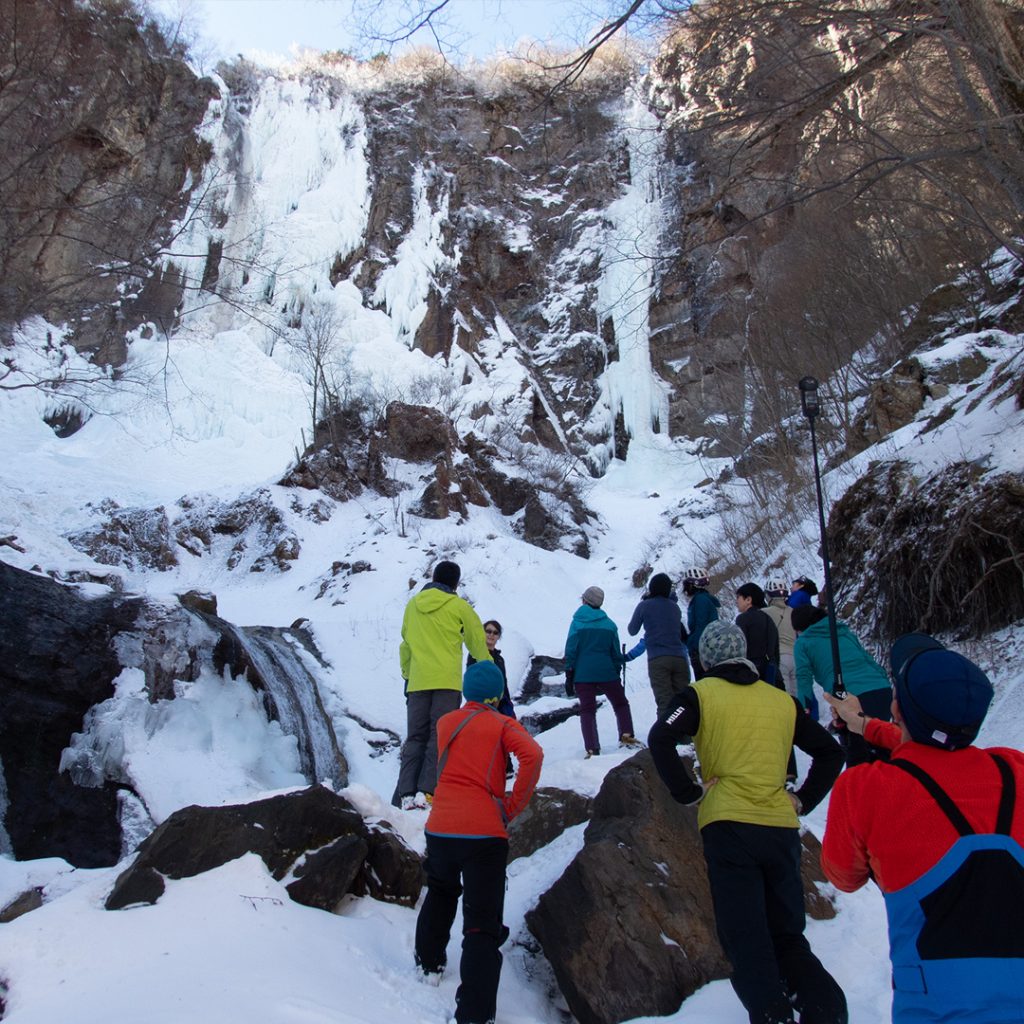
top-left (463, 661), bottom-right (504, 704)
top-left (891, 633), bottom-right (993, 750)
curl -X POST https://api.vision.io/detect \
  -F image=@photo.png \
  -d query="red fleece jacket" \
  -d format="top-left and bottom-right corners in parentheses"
top-left (425, 702), bottom-right (543, 839)
top-left (822, 718), bottom-right (1024, 893)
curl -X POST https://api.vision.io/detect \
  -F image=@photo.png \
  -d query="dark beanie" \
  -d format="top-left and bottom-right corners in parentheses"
top-left (891, 633), bottom-right (993, 750)
top-left (432, 560), bottom-right (461, 588)
top-left (463, 661), bottom-right (504, 704)
top-left (649, 573), bottom-right (672, 598)
top-left (791, 604), bottom-right (827, 633)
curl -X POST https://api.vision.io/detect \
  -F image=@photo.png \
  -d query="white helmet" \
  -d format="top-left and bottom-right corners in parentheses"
top-left (682, 567), bottom-right (710, 587)
top-left (765, 578), bottom-right (788, 598)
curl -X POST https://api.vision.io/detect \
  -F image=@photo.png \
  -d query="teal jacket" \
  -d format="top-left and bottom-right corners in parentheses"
top-left (794, 618), bottom-right (889, 705)
top-left (564, 604), bottom-right (626, 683)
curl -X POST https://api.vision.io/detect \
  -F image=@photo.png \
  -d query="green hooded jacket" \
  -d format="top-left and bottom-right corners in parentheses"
top-left (399, 584), bottom-right (491, 693)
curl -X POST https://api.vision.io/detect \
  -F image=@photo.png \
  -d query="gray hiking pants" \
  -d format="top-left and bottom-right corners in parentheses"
top-left (648, 655), bottom-right (692, 719)
top-left (395, 689), bottom-right (462, 801)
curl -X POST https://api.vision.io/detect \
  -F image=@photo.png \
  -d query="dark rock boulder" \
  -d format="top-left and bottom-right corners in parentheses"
top-left (508, 787), bottom-right (593, 862)
top-left (105, 786), bottom-right (421, 911)
top-left (286, 833), bottom-right (369, 912)
top-left (355, 823), bottom-right (426, 908)
top-left (526, 750), bottom-right (836, 1024)
top-left (0, 560), bottom-right (139, 866)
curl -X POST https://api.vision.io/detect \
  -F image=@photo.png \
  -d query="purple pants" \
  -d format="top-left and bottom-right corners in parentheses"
top-left (576, 678), bottom-right (634, 753)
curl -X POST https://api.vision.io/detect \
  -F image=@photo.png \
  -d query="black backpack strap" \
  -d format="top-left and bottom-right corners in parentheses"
top-left (436, 708), bottom-right (486, 782)
top-left (991, 753), bottom-right (1017, 836)
top-left (888, 758), bottom-right (975, 837)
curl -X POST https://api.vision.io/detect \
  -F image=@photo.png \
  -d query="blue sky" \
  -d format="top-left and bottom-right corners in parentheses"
top-left (164, 0), bottom-right (611, 63)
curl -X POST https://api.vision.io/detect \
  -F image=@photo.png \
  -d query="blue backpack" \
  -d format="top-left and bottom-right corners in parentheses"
top-left (883, 754), bottom-right (1024, 1023)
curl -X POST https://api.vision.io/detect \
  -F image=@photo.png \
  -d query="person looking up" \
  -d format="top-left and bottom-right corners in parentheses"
top-left (649, 621), bottom-right (847, 1024)
top-left (791, 604), bottom-right (890, 766)
top-left (627, 572), bottom-right (691, 719)
top-left (763, 579), bottom-right (797, 697)
top-left (564, 586), bottom-right (641, 756)
top-left (395, 560), bottom-right (490, 810)
top-left (681, 567), bottom-right (720, 680)
top-left (734, 581), bottom-right (780, 686)
top-left (822, 633), bottom-right (1024, 1024)
top-left (415, 660), bottom-right (543, 1024)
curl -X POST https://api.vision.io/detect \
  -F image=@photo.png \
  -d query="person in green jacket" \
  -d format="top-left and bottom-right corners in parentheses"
top-left (394, 561), bottom-right (491, 809)
top-left (792, 605), bottom-right (891, 767)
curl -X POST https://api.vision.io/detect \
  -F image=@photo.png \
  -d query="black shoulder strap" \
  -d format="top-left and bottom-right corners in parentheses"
top-left (889, 754), bottom-right (1019, 838)
top-left (436, 708), bottom-right (486, 781)
top-left (888, 758), bottom-right (975, 837)
top-left (991, 753), bottom-right (1016, 836)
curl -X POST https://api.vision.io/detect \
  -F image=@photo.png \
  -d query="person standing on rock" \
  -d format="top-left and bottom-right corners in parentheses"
top-left (564, 586), bottom-right (642, 756)
top-left (627, 572), bottom-right (691, 719)
top-left (648, 621), bottom-right (847, 1024)
top-left (395, 560), bottom-right (491, 810)
top-left (415, 660), bottom-right (543, 1024)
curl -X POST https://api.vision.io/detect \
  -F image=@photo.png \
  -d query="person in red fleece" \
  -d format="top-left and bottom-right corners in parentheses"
top-left (822, 632), bottom-right (1024, 1024)
top-left (414, 660), bottom-right (543, 1024)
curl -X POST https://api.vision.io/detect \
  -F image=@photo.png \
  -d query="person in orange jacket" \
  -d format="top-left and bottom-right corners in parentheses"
top-left (414, 660), bottom-right (543, 1024)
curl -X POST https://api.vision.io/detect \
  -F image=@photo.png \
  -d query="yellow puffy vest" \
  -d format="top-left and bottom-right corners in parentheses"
top-left (692, 674), bottom-right (799, 830)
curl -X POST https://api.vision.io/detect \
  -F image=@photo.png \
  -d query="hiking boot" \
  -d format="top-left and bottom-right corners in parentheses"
top-left (619, 733), bottom-right (643, 749)
top-left (419, 965), bottom-right (444, 986)
top-left (584, 749), bottom-right (600, 758)
top-left (401, 792), bottom-right (428, 811)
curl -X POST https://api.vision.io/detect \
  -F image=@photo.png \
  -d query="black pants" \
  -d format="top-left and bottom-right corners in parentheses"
top-left (702, 821), bottom-right (847, 1024)
top-left (415, 835), bottom-right (509, 1024)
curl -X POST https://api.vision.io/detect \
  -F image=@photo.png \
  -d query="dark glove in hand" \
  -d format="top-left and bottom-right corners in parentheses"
top-left (564, 669), bottom-right (575, 697)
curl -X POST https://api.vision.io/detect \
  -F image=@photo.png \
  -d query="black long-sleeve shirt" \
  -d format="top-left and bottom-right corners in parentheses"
top-left (647, 661), bottom-right (844, 815)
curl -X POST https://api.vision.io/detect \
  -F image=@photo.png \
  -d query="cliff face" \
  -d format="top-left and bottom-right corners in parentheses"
top-left (0, 0), bottom-right (216, 364)
top-left (2, 2), bottom-right (1010, 473)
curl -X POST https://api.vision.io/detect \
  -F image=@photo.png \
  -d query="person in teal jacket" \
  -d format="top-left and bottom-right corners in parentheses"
top-left (683, 568), bottom-right (721, 680)
top-left (564, 586), bottom-right (640, 756)
top-left (792, 605), bottom-right (891, 767)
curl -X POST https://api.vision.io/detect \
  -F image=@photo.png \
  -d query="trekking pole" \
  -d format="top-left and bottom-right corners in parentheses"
top-left (799, 376), bottom-right (846, 700)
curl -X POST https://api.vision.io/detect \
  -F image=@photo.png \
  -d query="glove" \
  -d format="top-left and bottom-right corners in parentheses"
top-left (564, 669), bottom-right (575, 697)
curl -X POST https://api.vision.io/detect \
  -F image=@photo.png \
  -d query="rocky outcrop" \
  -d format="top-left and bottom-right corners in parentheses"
top-left (526, 750), bottom-right (835, 1024)
top-left (0, 0), bottom-right (216, 361)
top-left (65, 488), bottom-right (302, 575)
top-left (0, 560), bottom-right (347, 866)
top-left (0, 560), bottom-right (141, 866)
top-left (105, 786), bottom-right (423, 911)
top-left (830, 460), bottom-right (1024, 644)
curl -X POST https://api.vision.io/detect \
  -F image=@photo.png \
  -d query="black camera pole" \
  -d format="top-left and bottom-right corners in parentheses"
top-left (798, 376), bottom-right (846, 699)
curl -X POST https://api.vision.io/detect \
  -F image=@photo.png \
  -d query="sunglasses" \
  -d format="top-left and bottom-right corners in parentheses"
top-left (485, 629), bottom-right (500, 636)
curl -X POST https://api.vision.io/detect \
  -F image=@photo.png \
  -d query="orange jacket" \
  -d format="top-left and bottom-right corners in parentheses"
top-left (425, 702), bottom-right (543, 839)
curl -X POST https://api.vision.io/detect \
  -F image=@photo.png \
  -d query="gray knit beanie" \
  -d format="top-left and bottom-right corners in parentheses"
top-left (699, 621), bottom-right (748, 669)
top-left (581, 586), bottom-right (605, 608)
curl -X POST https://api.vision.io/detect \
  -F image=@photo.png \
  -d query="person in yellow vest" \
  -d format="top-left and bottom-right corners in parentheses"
top-left (648, 621), bottom-right (847, 1024)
